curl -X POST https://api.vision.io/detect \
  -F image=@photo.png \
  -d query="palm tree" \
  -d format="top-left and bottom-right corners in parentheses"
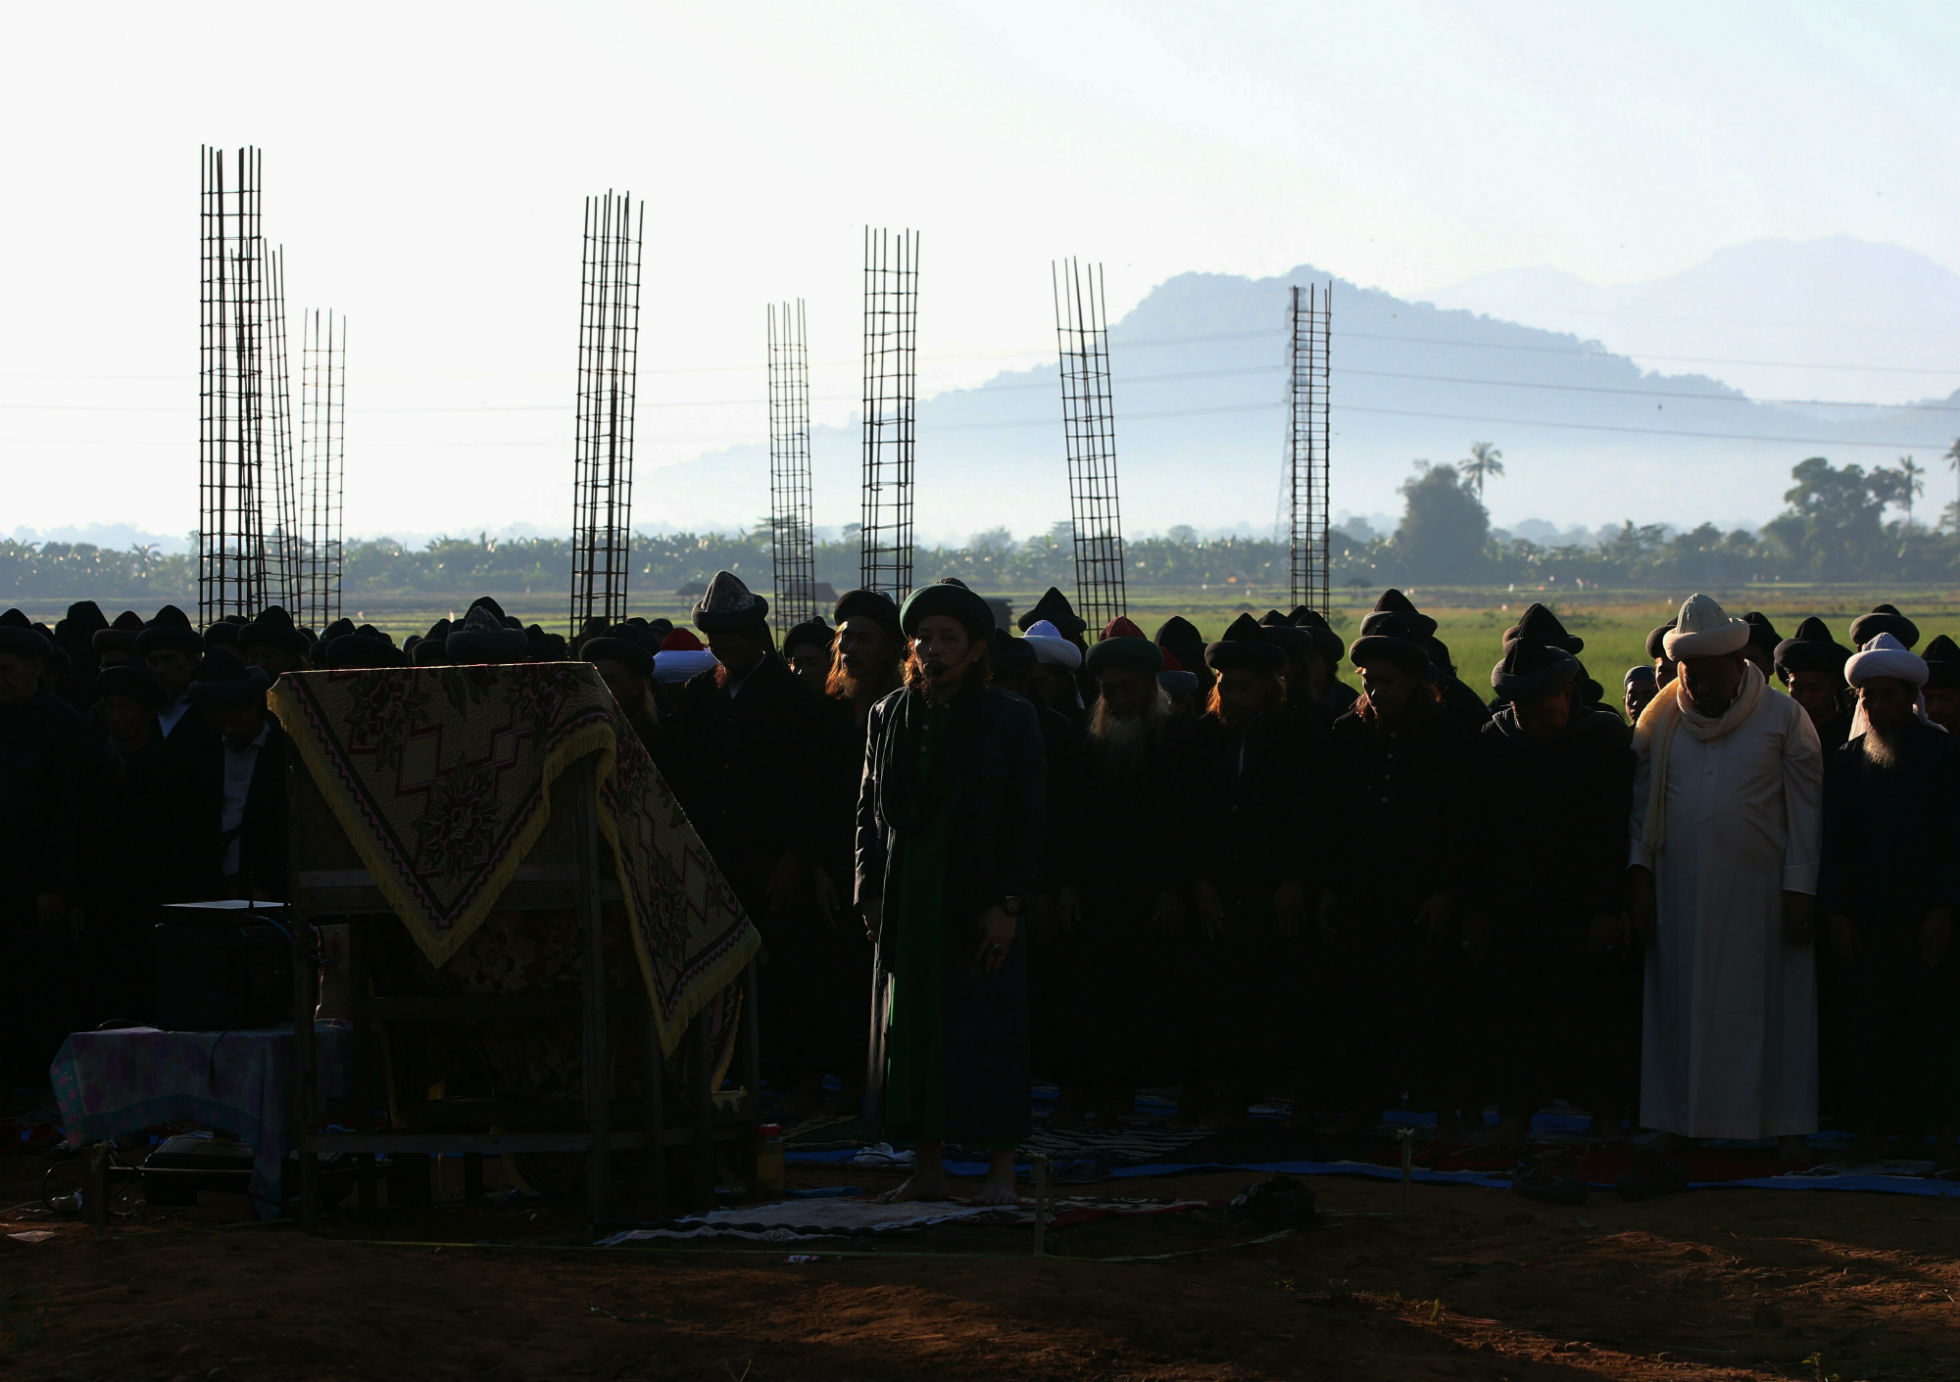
top-left (1896, 455), bottom-right (1926, 544)
top-left (1946, 437), bottom-right (1960, 534)
top-left (1458, 441), bottom-right (1505, 502)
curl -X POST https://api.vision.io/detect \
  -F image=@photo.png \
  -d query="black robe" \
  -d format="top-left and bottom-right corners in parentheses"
top-left (1049, 716), bottom-right (1180, 1088)
top-left (81, 736), bottom-right (177, 1024)
top-left (1169, 704), bottom-right (1325, 1095)
top-left (1022, 695), bottom-right (1086, 1085)
top-left (1470, 705), bottom-right (1637, 1118)
top-left (184, 720), bottom-right (292, 900)
top-left (857, 684), bottom-right (1046, 1145)
top-left (0, 688), bottom-right (103, 1086)
top-left (1817, 722), bottom-right (1960, 1127)
top-left (1322, 697), bottom-right (1475, 1114)
top-left (668, 654), bottom-right (826, 1085)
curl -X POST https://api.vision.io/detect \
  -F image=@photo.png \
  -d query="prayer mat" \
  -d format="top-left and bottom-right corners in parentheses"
top-left (594, 1195), bottom-right (1206, 1243)
top-left (272, 663), bottom-right (758, 1054)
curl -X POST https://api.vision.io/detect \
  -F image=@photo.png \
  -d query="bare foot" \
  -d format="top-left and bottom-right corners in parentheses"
top-left (970, 1169), bottom-right (1023, 1206)
top-left (875, 1170), bottom-right (951, 1204)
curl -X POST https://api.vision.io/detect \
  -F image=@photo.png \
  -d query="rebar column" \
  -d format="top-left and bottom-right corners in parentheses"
top-left (1287, 282), bottom-right (1333, 613)
top-left (198, 145), bottom-right (268, 624)
top-left (570, 191), bottom-right (644, 636)
top-left (262, 245), bottom-right (303, 611)
top-left (767, 300), bottom-right (819, 625)
top-left (299, 309), bottom-right (347, 628)
top-left (1053, 258), bottom-right (1126, 629)
top-left (859, 227), bottom-right (919, 602)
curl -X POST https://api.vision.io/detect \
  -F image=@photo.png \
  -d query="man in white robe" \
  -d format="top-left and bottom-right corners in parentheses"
top-left (1628, 593), bottom-right (1824, 1160)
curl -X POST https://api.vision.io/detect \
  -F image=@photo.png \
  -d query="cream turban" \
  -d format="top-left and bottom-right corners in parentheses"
top-left (1845, 632), bottom-right (1928, 689)
top-left (1662, 593), bottom-right (1749, 660)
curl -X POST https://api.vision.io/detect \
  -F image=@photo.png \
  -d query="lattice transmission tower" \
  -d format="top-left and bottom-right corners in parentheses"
top-left (198, 145), bottom-right (269, 624)
top-left (570, 191), bottom-right (644, 635)
top-left (1053, 258), bottom-right (1126, 629)
top-left (262, 245), bottom-right (303, 610)
top-left (767, 299), bottom-right (819, 625)
top-left (859, 227), bottom-right (919, 601)
top-left (299, 309), bottom-right (347, 629)
top-left (1287, 282), bottom-right (1332, 613)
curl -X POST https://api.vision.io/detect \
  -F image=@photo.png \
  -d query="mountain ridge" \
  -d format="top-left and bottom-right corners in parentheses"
top-left (642, 251), bottom-right (1959, 542)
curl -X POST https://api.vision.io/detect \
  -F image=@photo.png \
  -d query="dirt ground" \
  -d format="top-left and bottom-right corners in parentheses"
top-left (3, 1153), bottom-right (1958, 1382)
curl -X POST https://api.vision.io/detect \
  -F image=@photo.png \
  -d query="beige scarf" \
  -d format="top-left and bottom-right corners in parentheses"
top-left (1632, 660), bottom-right (1766, 851)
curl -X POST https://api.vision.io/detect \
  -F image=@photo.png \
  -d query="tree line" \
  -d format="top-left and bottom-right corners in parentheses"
top-left (4, 450), bottom-right (1956, 605)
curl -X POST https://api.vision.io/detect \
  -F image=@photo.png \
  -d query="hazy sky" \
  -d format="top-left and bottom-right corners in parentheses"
top-left (5, 0), bottom-right (1957, 538)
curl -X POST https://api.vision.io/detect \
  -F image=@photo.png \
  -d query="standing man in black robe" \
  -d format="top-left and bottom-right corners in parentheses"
top-left (137, 606), bottom-right (210, 759)
top-left (184, 650), bottom-right (290, 901)
top-left (84, 664), bottom-right (173, 1024)
top-left (803, 589), bottom-right (906, 1115)
top-left (858, 582), bottom-right (1045, 1204)
top-left (1173, 615), bottom-right (1321, 1127)
top-left (669, 572), bottom-right (828, 1108)
top-left (1818, 635), bottom-right (1960, 1165)
top-left (986, 629), bottom-right (1084, 1103)
top-left (1468, 641), bottom-right (1636, 1143)
top-left (1321, 610), bottom-right (1475, 1134)
top-left (0, 614), bottom-right (99, 1092)
top-left (1055, 629), bottom-right (1183, 1127)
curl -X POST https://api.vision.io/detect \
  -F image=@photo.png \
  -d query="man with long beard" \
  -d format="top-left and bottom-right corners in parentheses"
top-left (1630, 594), bottom-right (1823, 1162)
top-left (1172, 615), bottom-right (1321, 1128)
top-left (859, 581), bottom-right (1045, 1204)
top-left (1819, 634), bottom-right (1960, 1165)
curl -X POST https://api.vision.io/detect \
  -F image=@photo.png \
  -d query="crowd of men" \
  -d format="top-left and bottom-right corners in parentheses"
top-left (2, 582), bottom-right (1955, 1166)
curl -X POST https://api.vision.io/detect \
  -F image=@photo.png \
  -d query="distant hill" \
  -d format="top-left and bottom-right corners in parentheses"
top-left (1426, 236), bottom-right (1960, 406)
top-left (643, 257), bottom-right (1960, 542)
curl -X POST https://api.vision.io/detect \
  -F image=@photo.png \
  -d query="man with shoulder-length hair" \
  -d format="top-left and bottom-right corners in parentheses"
top-left (858, 580), bottom-right (1046, 1205)
top-left (1630, 593), bottom-right (1824, 1163)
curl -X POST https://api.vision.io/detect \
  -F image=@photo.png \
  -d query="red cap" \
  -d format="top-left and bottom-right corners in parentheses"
top-left (660, 628), bottom-right (704, 652)
top-left (1101, 616), bottom-right (1147, 641)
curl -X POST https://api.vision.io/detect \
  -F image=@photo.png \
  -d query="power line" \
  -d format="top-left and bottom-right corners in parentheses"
top-left (12, 357), bottom-right (1960, 417)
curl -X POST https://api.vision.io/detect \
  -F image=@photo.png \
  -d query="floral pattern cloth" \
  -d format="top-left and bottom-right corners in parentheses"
top-left (270, 663), bottom-right (758, 1054)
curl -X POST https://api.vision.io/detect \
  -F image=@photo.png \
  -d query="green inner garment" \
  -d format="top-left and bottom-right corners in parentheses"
top-left (883, 704), bottom-right (950, 1143)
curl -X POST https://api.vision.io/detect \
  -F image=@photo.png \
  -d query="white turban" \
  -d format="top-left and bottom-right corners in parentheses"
top-left (1662, 592), bottom-right (1749, 660)
top-left (1022, 619), bottom-right (1083, 670)
top-left (1845, 632), bottom-right (1928, 689)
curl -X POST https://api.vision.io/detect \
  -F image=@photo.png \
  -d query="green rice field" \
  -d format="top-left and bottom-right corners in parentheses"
top-left (310, 585), bottom-right (1960, 687)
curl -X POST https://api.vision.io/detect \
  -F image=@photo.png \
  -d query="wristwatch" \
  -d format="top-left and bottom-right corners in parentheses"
top-left (998, 894), bottom-right (1026, 918)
